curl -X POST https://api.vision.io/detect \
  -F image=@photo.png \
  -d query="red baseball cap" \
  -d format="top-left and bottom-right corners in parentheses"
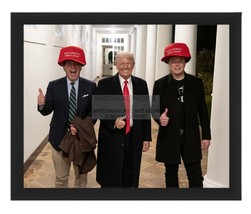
top-left (161, 43), bottom-right (191, 63)
top-left (58, 46), bottom-right (86, 66)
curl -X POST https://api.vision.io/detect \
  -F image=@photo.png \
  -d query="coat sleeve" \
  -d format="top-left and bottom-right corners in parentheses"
top-left (151, 80), bottom-right (161, 126)
top-left (142, 81), bottom-right (152, 141)
top-left (88, 82), bottom-right (97, 119)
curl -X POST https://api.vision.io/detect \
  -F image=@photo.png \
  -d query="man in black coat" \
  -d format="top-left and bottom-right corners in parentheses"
top-left (152, 43), bottom-right (211, 188)
top-left (95, 51), bottom-right (151, 187)
top-left (37, 46), bottom-right (96, 188)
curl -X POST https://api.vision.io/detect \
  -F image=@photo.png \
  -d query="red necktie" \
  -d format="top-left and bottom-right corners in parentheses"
top-left (123, 80), bottom-right (130, 134)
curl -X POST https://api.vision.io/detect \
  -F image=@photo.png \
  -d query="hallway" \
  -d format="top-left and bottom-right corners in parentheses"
top-left (24, 119), bottom-right (208, 188)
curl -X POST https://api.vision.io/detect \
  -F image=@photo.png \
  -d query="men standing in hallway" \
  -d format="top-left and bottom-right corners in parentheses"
top-left (37, 46), bottom-right (96, 188)
top-left (95, 51), bottom-right (151, 187)
top-left (152, 43), bottom-right (211, 188)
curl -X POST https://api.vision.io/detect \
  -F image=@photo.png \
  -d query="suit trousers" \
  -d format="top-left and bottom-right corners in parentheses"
top-left (52, 147), bottom-right (87, 188)
top-left (164, 136), bottom-right (203, 188)
top-left (164, 161), bottom-right (203, 188)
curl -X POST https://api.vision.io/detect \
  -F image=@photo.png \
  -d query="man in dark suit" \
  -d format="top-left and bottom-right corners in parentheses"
top-left (152, 43), bottom-right (211, 188)
top-left (95, 51), bottom-right (151, 187)
top-left (37, 46), bottom-right (96, 188)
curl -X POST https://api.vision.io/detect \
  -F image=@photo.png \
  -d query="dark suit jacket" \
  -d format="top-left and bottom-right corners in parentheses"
top-left (152, 72), bottom-right (211, 164)
top-left (38, 76), bottom-right (96, 150)
top-left (95, 73), bottom-right (151, 187)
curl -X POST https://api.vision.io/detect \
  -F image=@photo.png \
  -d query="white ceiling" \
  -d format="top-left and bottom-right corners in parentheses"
top-left (92, 25), bottom-right (135, 34)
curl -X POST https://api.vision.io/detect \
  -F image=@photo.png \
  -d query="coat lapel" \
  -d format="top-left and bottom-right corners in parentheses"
top-left (166, 74), bottom-right (179, 96)
top-left (184, 72), bottom-right (192, 92)
top-left (131, 75), bottom-right (139, 95)
top-left (112, 73), bottom-right (123, 95)
top-left (60, 77), bottom-right (69, 115)
top-left (77, 78), bottom-right (84, 111)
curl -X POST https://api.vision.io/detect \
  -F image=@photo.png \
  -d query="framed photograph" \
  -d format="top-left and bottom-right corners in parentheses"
top-left (11, 12), bottom-right (241, 200)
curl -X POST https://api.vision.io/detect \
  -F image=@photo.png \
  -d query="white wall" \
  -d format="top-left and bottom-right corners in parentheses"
top-left (23, 25), bottom-right (98, 162)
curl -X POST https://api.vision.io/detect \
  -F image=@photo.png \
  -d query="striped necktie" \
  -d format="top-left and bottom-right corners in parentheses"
top-left (68, 82), bottom-right (77, 124)
top-left (123, 80), bottom-right (130, 134)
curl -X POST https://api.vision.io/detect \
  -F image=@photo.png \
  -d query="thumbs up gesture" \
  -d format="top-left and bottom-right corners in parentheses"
top-left (160, 108), bottom-right (169, 126)
top-left (37, 88), bottom-right (45, 106)
top-left (115, 115), bottom-right (126, 129)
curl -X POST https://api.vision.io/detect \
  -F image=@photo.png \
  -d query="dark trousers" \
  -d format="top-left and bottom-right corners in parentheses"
top-left (164, 161), bottom-right (203, 188)
top-left (122, 128), bottom-right (134, 187)
top-left (164, 136), bottom-right (203, 188)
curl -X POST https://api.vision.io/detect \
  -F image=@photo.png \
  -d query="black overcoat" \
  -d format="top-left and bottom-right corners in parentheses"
top-left (152, 73), bottom-right (211, 164)
top-left (95, 73), bottom-right (152, 187)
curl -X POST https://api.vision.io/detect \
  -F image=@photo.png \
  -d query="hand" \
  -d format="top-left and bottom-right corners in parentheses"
top-left (142, 141), bottom-right (150, 152)
top-left (160, 108), bottom-right (169, 126)
top-left (201, 139), bottom-right (210, 150)
top-left (114, 115), bottom-right (126, 129)
top-left (37, 88), bottom-right (45, 106)
top-left (70, 125), bottom-right (77, 136)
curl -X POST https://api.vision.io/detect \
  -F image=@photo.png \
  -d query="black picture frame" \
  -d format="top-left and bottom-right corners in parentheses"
top-left (11, 12), bottom-right (241, 200)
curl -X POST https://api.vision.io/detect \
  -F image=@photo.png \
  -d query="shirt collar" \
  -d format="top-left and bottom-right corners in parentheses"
top-left (118, 75), bottom-right (131, 85)
top-left (67, 78), bottom-right (79, 86)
